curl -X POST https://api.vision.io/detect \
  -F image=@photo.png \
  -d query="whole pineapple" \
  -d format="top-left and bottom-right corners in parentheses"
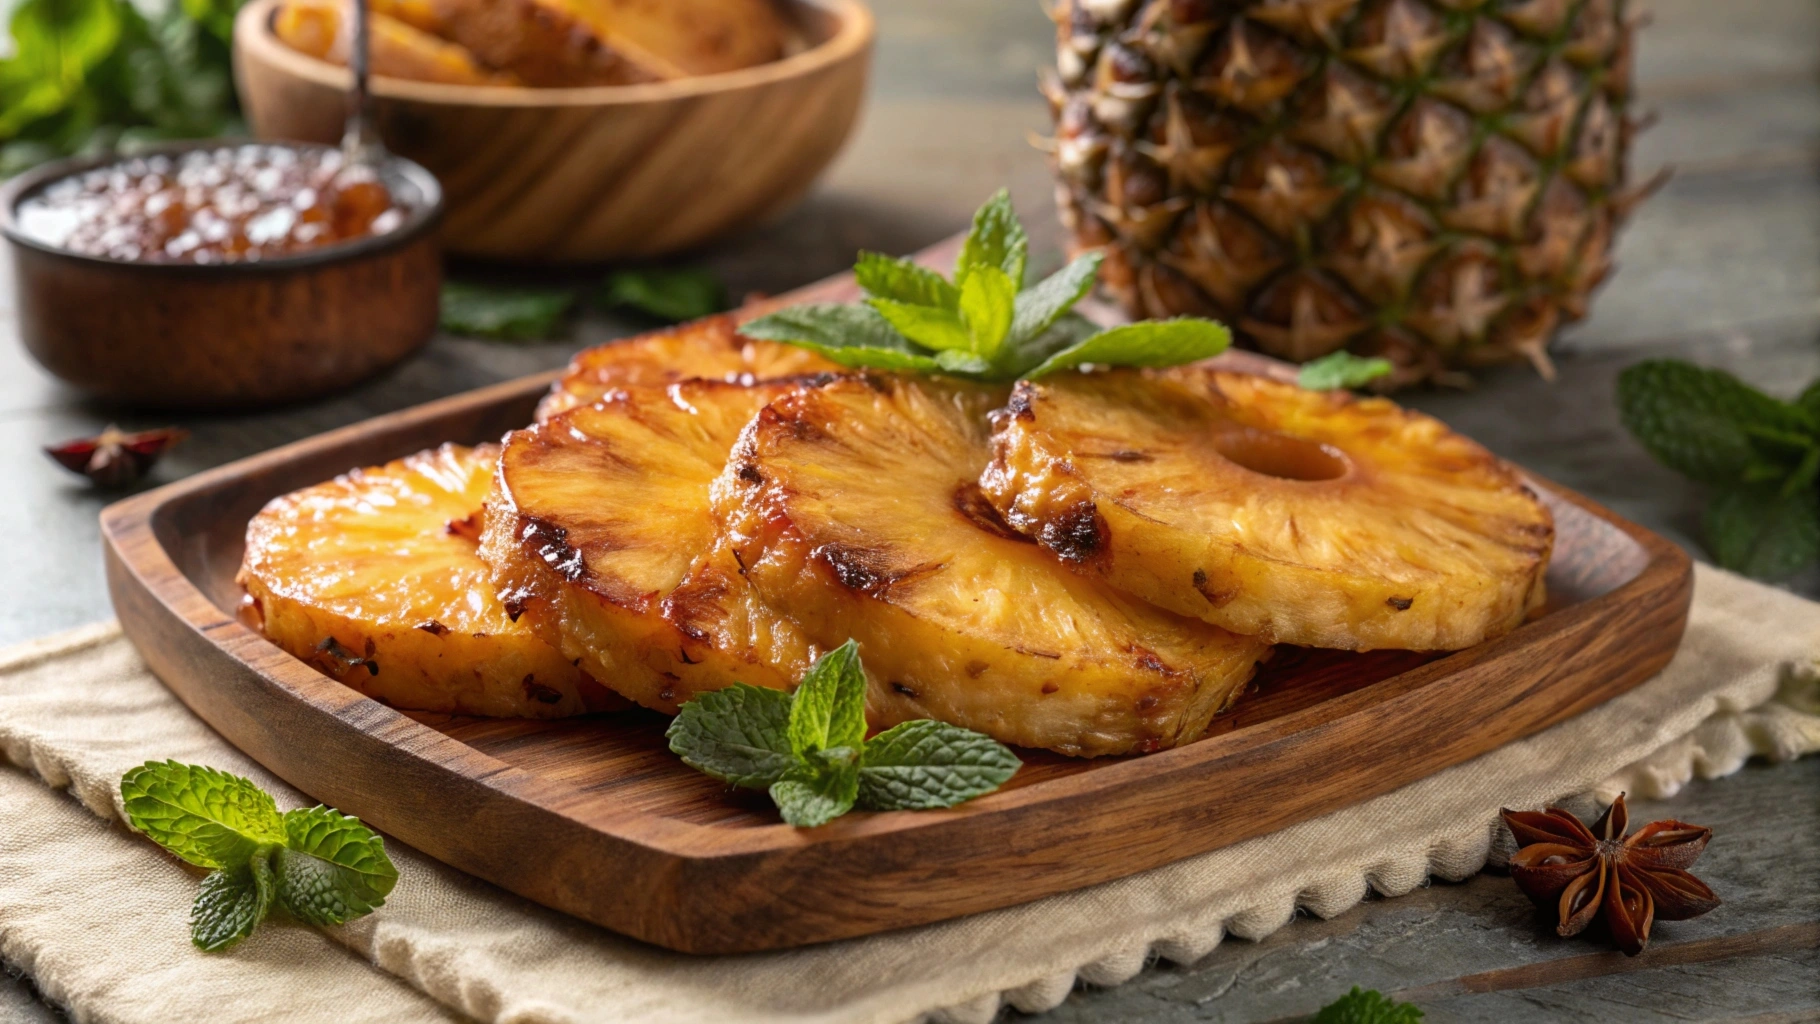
top-left (1042, 0), bottom-right (1656, 387)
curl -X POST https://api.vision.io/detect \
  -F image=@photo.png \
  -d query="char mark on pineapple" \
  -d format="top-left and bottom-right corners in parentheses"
top-left (1192, 568), bottom-right (1238, 608)
top-left (1037, 500), bottom-right (1109, 563)
top-left (812, 543), bottom-right (943, 598)
top-left (521, 675), bottom-right (564, 705)
top-left (519, 515), bottom-right (587, 582)
top-left (951, 482), bottom-right (1029, 542)
top-left (444, 513), bottom-right (483, 541)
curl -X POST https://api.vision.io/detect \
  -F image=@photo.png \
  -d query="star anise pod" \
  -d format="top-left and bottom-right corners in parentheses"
top-left (1500, 793), bottom-right (1720, 956)
top-left (44, 425), bottom-right (188, 488)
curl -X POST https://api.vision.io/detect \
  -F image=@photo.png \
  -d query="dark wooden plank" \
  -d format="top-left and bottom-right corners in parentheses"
top-left (1034, 757), bottom-right (1820, 1023)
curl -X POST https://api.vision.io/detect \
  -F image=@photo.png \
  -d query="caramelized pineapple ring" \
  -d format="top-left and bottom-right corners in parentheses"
top-left (714, 376), bottom-right (1272, 758)
top-left (238, 444), bottom-right (622, 718)
top-left (535, 314), bottom-right (839, 421)
top-left (482, 380), bottom-right (818, 714)
top-left (982, 369), bottom-right (1553, 651)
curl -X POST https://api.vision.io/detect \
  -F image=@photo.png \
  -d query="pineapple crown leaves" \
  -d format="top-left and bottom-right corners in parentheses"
top-left (666, 640), bottom-right (1022, 827)
top-left (120, 761), bottom-right (399, 951)
top-left (739, 190), bottom-right (1232, 382)
top-left (1618, 359), bottom-right (1820, 580)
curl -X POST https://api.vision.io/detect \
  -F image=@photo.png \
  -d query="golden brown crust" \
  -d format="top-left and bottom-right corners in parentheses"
top-left (535, 315), bottom-right (840, 421)
top-left (713, 375), bottom-right (1271, 757)
top-left (482, 380), bottom-right (817, 714)
top-left (981, 368), bottom-right (1553, 651)
top-left (238, 444), bottom-right (623, 717)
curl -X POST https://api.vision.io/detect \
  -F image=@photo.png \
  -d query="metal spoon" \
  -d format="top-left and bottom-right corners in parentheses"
top-left (340, 0), bottom-right (383, 165)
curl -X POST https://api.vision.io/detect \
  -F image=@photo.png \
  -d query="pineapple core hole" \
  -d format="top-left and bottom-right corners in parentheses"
top-left (1211, 427), bottom-right (1348, 482)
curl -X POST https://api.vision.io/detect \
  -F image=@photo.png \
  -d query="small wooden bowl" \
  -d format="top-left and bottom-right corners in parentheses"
top-left (0, 141), bottom-right (443, 411)
top-left (233, 0), bottom-right (873, 263)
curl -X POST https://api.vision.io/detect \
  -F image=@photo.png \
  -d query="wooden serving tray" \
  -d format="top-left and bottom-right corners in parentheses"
top-left (101, 244), bottom-right (1693, 954)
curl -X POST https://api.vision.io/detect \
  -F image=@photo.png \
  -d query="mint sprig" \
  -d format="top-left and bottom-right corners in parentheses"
top-left (740, 190), bottom-right (1231, 382)
top-left (1618, 359), bottom-right (1820, 580)
top-left (1314, 987), bottom-right (1423, 1023)
top-left (666, 641), bottom-right (1022, 826)
top-left (121, 761), bottom-right (398, 951)
top-left (1298, 351), bottom-right (1394, 391)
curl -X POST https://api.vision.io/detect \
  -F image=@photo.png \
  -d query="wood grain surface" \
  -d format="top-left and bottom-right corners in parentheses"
top-left (233, 0), bottom-right (873, 261)
top-left (97, 238), bottom-right (1694, 954)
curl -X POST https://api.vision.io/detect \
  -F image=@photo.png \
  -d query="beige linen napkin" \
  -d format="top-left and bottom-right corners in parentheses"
top-left (2, 564), bottom-right (1818, 1024)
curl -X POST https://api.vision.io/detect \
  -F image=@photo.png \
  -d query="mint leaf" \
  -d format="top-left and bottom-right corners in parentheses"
top-left (120, 761), bottom-right (286, 869)
top-left (740, 304), bottom-right (945, 373)
top-left (1299, 351), bottom-right (1394, 391)
top-left (598, 268), bottom-right (724, 323)
top-left (665, 683), bottom-right (795, 789)
top-left (857, 720), bottom-right (1020, 811)
top-left (1313, 987), bottom-right (1423, 1024)
top-left (770, 754), bottom-right (859, 828)
top-left (869, 298), bottom-right (972, 352)
top-left (1617, 360), bottom-right (1815, 486)
top-left (1783, 445), bottom-right (1820, 499)
top-left (440, 282), bottom-right (576, 341)
top-left (955, 189), bottom-right (1028, 291)
top-left (1799, 378), bottom-right (1820, 424)
top-left (855, 252), bottom-right (957, 310)
top-left (272, 806), bottom-right (399, 926)
top-left (1026, 318), bottom-right (1231, 379)
top-left (191, 847), bottom-right (275, 952)
top-left (935, 349), bottom-right (992, 374)
top-left (788, 640), bottom-right (867, 756)
top-left (997, 311), bottom-right (1100, 375)
top-left (1705, 484), bottom-right (1820, 580)
top-left (1008, 253), bottom-right (1102, 349)
top-left (959, 264), bottom-right (1016, 360)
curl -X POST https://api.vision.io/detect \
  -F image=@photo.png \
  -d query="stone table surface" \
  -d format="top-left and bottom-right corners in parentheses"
top-left (3, 0), bottom-right (1818, 1021)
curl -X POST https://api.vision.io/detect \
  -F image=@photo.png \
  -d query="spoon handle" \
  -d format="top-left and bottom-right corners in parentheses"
top-left (342, 0), bottom-right (381, 162)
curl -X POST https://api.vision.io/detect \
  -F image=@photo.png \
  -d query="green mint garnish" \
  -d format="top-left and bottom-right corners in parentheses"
top-left (273, 805), bottom-right (402, 926)
top-left (439, 282), bottom-right (577, 341)
top-left (1313, 987), bottom-right (1423, 1023)
top-left (666, 640), bottom-right (1021, 827)
top-left (598, 268), bottom-right (726, 322)
top-left (1618, 359), bottom-right (1820, 580)
top-left (1298, 351), bottom-right (1394, 391)
top-left (121, 761), bottom-right (398, 951)
top-left (740, 190), bottom-right (1231, 382)
top-left (190, 848), bottom-right (276, 952)
top-left (441, 267), bottom-right (727, 340)
top-left (120, 760), bottom-right (287, 869)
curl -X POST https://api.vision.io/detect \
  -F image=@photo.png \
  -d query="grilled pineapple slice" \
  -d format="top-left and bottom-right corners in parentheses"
top-left (274, 0), bottom-right (518, 86)
top-left (982, 370), bottom-right (1553, 652)
top-left (535, 315), bottom-right (838, 420)
top-left (425, 0), bottom-right (664, 86)
top-left (238, 444), bottom-right (622, 717)
top-left (563, 0), bottom-right (787, 76)
top-left (714, 376), bottom-right (1273, 757)
top-left (483, 380), bottom-right (818, 714)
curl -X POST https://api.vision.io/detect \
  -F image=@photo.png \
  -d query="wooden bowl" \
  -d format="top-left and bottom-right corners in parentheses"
top-left (233, 0), bottom-right (873, 263)
top-left (0, 141), bottom-right (443, 411)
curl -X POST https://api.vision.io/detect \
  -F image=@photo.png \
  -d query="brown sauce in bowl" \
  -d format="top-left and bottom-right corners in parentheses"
top-left (13, 144), bottom-right (404, 264)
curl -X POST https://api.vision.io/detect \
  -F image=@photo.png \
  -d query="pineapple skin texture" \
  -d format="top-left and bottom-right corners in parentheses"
top-left (238, 444), bottom-right (621, 718)
top-left (482, 380), bottom-right (818, 715)
top-left (982, 369), bottom-right (1552, 651)
top-left (713, 376), bottom-right (1273, 758)
top-left (1046, 0), bottom-right (1645, 385)
top-left (535, 314), bottom-right (838, 421)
